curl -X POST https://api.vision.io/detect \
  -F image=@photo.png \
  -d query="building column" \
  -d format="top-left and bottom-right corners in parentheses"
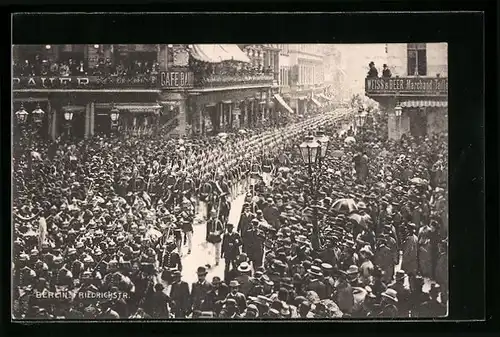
top-left (84, 103), bottom-right (91, 138)
top-left (177, 100), bottom-right (187, 136)
top-left (90, 102), bottom-right (95, 137)
top-left (50, 109), bottom-right (57, 141)
top-left (233, 103), bottom-right (241, 129)
top-left (158, 44), bottom-right (168, 72)
top-left (241, 102), bottom-right (246, 127)
top-left (198, 105), bottom-right (204, 135)
top-left (250, 100), bottom-right (255, 127)
top-left (228, 104), bottom-right (233, 129)
top-left (47, 100), bottom-right (52, 138)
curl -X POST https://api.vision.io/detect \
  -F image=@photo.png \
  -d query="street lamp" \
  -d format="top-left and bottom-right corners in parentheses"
top-left (31, 104), bottom-right (45, 124)
top-left (394, 104), bottom-right (402, 118)
top-left (298, 135), bottom-right (320, 174)
top-left (315, 130), bottom-right (330, 160)
top-left (15, 104), bottom-right (29, 124)
top-left (64, 110), bottom-right (74, 122)
top-left (110, 104), bottom-right (120, 123)
top-left (297, 134), bottom-right (325, 251)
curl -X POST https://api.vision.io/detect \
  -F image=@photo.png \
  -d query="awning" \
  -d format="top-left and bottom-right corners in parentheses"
top-left (274, 94), bottom-right (294, 114)
top-left (219, 44), bottom-right (251, 63)
top-left (400, 100), bottom-right (448, 108)
top-left (310, 97), bottom-right (322, 107)
top-left (190, 44), bottom-right (250, 64)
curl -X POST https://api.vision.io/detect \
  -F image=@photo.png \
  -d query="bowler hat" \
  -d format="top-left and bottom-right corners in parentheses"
top-left (196, 266), bottom-right (208, 275)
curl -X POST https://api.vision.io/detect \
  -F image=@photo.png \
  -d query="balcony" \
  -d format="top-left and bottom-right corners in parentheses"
top-left (195, 73), bottom-right (275, 89)
top-left (365, 76), bottom-right (448, 97)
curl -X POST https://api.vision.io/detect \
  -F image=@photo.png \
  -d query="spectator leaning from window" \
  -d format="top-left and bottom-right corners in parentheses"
top-left (382, 64), bottom-right (392, 78)
top-left (367, 61), bottom-right (378, 78)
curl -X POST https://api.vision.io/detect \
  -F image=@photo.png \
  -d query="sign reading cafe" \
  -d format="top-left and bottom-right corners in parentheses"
top-left (160, 71), bottom-right (194, 88)
top-left (365, 77), bottom-right (448, 95)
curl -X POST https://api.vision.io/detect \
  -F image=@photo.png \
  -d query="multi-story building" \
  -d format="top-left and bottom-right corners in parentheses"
top-left (12, 44), bottom-right (279, 139)
top-left (282, 44), bottom-right (328, 115)
top-left (365, 43), bottom-right (448, 139)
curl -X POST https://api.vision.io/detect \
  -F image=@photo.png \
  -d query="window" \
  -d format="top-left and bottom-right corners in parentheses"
top-left (407, 43), bottom-right (427, 76)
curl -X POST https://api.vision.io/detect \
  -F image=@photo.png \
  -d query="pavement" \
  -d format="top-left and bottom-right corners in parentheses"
top-left (180, 193), bottom-right (247, 287)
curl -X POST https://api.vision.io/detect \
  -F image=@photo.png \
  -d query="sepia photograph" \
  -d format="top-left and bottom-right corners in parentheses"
top-left (12, 41), bottom-right (449, 320)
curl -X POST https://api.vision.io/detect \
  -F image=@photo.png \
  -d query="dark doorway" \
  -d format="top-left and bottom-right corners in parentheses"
top-left (409, 108), bottom-right (427, 139)
top-left (95, 113), bottom-right (111, 136)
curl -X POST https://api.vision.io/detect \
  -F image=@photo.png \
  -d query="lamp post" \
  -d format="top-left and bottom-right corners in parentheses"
top-left (64, 107), bottom-right (74, 139)
top-left (394, 104), bottom-right (402, 121)
top-left (110, 103), bottom-right (120, 134)
top-left (298, 133), bottom-right (329, 251)
top-left (31, 104), bottom-right (45, 126)
top-left (15, 104), bottom-right (32, 174)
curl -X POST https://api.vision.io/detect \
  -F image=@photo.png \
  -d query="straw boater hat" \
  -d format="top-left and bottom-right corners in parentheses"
top-left (238, 262), bottom-right (251, 273)
top-left (308, 266), bottom-right (323, 278)
top-left (381, 288), bottom-right (398, 303)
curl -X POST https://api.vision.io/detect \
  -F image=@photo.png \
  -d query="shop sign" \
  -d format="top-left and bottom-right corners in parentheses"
top-left (365, 77), bottom-right (448, 96)
top-left (13, 75), bottom-right (159, 89)
top-left (160, 70), bottom-right (194, 88)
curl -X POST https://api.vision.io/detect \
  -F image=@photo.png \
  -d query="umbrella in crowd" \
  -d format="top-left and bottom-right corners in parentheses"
top-left (11, 106), bottom-right (448, 320)
top-left (344, 136), bottom-right (356, 144)
top-left (331, 198), bottom-right (358, 213)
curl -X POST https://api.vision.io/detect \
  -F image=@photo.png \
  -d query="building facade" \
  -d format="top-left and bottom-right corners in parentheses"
top-left (12, 44), bottom-right (281, 139)
top-left (277, 44), bottom-right (331, 116)
top-left (365, 43), bottom-right (448, 139)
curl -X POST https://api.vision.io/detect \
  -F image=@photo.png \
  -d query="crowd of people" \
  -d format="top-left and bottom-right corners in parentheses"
top-left (191, 58), bottom-right (274, 87)
top-left (367, 61), bottom-right (392, 79)
top-left (12, 104), bottom-right (448, 319)
top-left (13, 55), bottom-right (160, 78)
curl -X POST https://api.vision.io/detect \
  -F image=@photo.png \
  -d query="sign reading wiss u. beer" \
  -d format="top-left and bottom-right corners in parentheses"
top-left (160, 71), bottom-right (194, 88)
top-left (365, 77), bottom-right (448, 96)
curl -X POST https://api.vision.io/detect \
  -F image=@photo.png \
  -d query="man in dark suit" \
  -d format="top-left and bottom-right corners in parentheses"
top-left (225, 280), bottom-right (247, 314)
top-left (200, 276), bottom-right (229, 312)
top-left (306, 266), bottom-right (328, 300)
top-left (148, 283), bottom-right (171, 318)
top-left (169, 271), bottom-right (191, 317)
top-left (263, 197), bottom-right (281, 230)
top-left (244, 220), bottom-right (266, 269)
top-left (238, 203), bottom-right (254, 246)
top-left (191, 266), bottom-right (212, 312)
top-left (221, 223), bottom-right (241, 282)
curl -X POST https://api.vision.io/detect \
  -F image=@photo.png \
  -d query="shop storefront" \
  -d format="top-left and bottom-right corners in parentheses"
top-left (365, 76), bottom-right (448, 140)
top-left (13, 74), bottom-right (163, 140)
top-left (186, 87), bottom-right (273, 136)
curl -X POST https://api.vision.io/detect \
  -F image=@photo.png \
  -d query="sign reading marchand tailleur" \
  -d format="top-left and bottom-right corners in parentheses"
top-left (365, 77), bottom-right (448, 96)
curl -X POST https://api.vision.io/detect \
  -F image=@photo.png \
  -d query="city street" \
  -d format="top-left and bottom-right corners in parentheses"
top-left (12, 41), bottom-right (448, 319)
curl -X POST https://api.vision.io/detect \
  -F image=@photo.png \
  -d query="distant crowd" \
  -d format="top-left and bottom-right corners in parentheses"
top-left (13, 55), bottom-right (160, 78)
